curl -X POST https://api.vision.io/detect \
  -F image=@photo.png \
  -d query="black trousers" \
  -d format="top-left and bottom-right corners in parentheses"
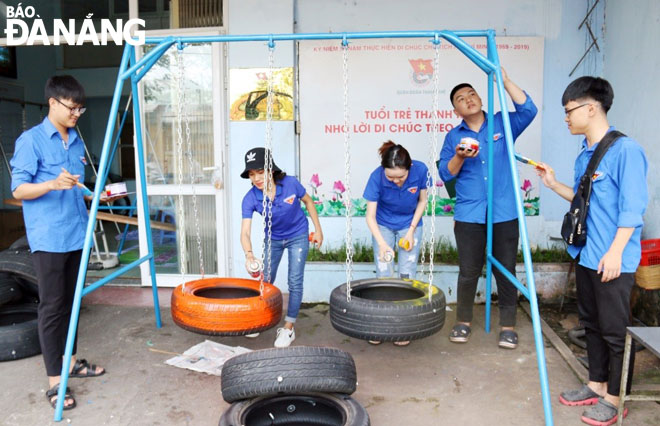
top-left (576, 264), bottom-right (635, 396)
top-left (454, 219), bottom-right (519, 327)
top-left (33, 250), bottom-right (82, 377)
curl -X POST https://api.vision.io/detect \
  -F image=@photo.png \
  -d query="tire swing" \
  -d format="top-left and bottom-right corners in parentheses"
top-left (329, 40), bottom-right (446, 343)
top-left (170, 43), bottom-right (282, 335)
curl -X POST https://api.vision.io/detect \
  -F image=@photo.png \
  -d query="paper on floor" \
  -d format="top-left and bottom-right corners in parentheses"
top-left (165, 340), bottom-right (252, 376)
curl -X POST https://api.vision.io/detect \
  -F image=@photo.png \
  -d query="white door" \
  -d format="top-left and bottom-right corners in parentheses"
top-left (136, 35), bottom-right (227, 286)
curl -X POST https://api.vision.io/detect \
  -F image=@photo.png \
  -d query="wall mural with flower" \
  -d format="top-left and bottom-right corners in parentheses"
top-left (299, 38), bottom-right (544, 217)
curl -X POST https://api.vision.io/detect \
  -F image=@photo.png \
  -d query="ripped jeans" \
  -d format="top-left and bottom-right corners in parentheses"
top-left (372, 225), bottom-right (423, 279)
top-left (263, 232), bottom-right (309, 323)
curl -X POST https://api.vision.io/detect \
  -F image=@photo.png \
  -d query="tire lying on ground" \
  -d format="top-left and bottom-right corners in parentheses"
top-left (0, 249), bottom-right (38, 297)
top-left (221, 346), bottom-right (357, 403)
top-left (0, 273), bottom-right (23, 306)
top-left (219, 393), bottom-right (370, 426)
top-left (0, 303), bottom-right (41, 361)
top-left (330, 278), bottom-right (446, 343)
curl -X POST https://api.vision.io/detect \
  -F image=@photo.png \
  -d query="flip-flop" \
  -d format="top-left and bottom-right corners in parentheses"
top-left (70, 359), bottom-right (105, 378)
top-left (46, 384), bottom-right (76, 410)
top-left (449, 324), bottom-right (471, 343)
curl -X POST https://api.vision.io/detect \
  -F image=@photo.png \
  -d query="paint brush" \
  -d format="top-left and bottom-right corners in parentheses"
top-left (61, 167), bottom-right (94, 196)
top-left (515, 154), bottom-right (544, 169)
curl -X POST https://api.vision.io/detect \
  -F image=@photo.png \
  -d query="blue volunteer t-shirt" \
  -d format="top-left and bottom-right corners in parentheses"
top-left (566, 127), bottom-right (648, 273)
top-left (363, 159), bottom-right (428, 230)
top-left (242, 175), bottom-right (309, 240)
top-left (10, 117), bottom-right (89, 253)
top-left (438, 93), bottom-right (538, 224)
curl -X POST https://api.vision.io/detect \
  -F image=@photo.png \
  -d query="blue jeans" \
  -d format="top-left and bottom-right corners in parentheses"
top-left (263, 232), bottom-right (309, 323)
top-left (372, 225), bottom-right (423, 279)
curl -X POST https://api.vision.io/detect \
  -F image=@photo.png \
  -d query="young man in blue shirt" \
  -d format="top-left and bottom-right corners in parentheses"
top-left (537, 77), bottom-right (647, 426)
top-left (439, 69), bottom-right (537, 349)
top-left (11, 76), bottom-right (105, 411)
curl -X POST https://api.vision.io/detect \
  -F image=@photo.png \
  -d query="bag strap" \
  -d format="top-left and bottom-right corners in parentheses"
top-left (577, 130), bottom-right (626, 198)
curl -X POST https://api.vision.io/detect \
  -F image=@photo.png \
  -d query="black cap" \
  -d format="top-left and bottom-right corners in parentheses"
top-left (240, 147), bottom-right (282, 179)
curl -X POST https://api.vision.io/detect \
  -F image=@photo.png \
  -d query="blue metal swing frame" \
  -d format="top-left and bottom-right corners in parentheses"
top-left (54, 29), bottom-right (554, 426)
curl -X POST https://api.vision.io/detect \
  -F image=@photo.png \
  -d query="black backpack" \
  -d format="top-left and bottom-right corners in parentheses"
top-left (561, 130), bottom-right (625, 246)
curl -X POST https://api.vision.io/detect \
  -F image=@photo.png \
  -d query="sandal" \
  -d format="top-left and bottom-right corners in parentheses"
top-left (449, 324), bottom-right (471, 343)
top-left (498, 330), bottom-right (518, 349)
top-left (46, 384), bottom-right (76, 410)
top-left (559, 385), bottom-right (601, 406)
top-left (70, 358), bottom-right (105, 378)
top-left (581, 398), bottom-right (628, 426)
top-left (393, 340), bottom-right (410, 347)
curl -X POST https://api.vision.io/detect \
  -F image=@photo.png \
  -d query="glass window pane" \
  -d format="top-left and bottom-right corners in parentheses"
top-left (139, 0), bottom-right (158, 13)
top-left (142, 44), bottom-right (214, 185)
top-left (149, 194), bottom-right (217, 275)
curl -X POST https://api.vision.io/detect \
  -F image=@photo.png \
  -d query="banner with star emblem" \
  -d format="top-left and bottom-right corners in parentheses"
top-left (299, 37), bottom-right (543, 216)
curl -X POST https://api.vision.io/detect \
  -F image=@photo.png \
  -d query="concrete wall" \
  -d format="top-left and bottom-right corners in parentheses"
top-left (602, 0), bottom-right (660, 239)
top-left (223, 0), bottom-right (604, 298)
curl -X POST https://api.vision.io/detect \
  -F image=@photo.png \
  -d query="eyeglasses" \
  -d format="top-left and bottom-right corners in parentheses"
top-left (564, 103), bottom-right (591, 117)
top-left (54, 98), bottom-right (86, 115)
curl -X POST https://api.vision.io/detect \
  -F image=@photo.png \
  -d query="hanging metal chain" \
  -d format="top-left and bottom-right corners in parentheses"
top-left (259, 44), bottom-right (276, 297)
top-left (21, 104), bottom-right (27, 131)
top-left (179, 50), bottom-right (205, 278)
top-left (341, 40), bottom-right (354, 302)
top-left (426, 40), bottom-right (441, 301)
top-left (175, 47), bottom-right (189, 286)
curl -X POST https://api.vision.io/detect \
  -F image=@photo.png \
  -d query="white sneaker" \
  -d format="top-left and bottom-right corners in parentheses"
top-left (274, 327), bottom-right (295, 348)
top-left (244, 332), bottom-right (260, 339)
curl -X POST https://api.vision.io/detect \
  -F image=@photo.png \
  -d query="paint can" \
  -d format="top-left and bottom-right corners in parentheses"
top-left (247, 258), bottom-right (262, 278)
top-left (458, 137), bottom-right (479, 153)
top-left (105, 182), bottom-right (128, 197)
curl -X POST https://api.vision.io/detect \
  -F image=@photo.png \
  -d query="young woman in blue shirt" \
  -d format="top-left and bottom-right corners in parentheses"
top-left (363, 141), bottom-right (429, 281)
top-left (240, 147), bottom-right (323, 348)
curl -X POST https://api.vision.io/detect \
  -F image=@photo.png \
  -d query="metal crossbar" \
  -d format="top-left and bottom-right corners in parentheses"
top-left (54, 30), bottom-right (554, 426)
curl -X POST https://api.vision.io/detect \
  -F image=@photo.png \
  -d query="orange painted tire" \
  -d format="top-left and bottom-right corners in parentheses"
top-left (171, 278), bottom-right (282, 336)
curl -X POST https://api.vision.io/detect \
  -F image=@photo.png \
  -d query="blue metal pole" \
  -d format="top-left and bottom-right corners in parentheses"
top-left (142, 30), bottom-right (492, 45)
top-left (130, 47), bottom-right (162, 329)
top-left (121, 37), bottom-right (174, 80)
top-left (487, 255), bottom-right (531, 300)
top-left (442, 32), bottom-right (494, 73)
top-left (54, 43), bottom-right (133, 422)
top-left (485, 32), bottom-right (495, 334)
top-left (489, 33), bottom-right (554, 426)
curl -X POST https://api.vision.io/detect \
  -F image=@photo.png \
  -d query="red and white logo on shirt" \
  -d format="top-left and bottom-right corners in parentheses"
top-left (283, 194), bottom-right (296, 204)
top-left (407, 186), bottom-right (418, 194)
top-left (80, 156), bottom-right (87, 165)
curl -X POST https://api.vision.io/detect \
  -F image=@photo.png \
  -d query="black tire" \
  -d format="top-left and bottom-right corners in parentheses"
top-left (0, 249), bottom-right (38, 296)
top-left (0, 273), bottom-right (23, 305)
top-left (8, 236), bottom-right (30, 251)
top-left (221, 346), bottom-right (357, 403)
top-left (0, 303), bottom-right (41, 361)
top-left (219, 393), bottom-right (370, 426)
top-left (330, 278), bottom-right (446, 342)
